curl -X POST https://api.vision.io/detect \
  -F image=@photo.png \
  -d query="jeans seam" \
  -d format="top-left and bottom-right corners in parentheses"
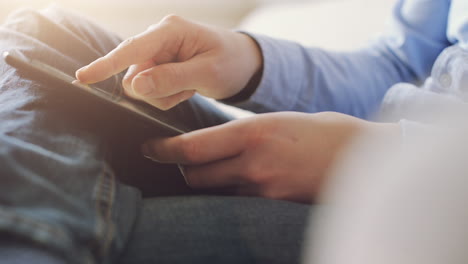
top-left (92, 162), bottom-right (116, 259)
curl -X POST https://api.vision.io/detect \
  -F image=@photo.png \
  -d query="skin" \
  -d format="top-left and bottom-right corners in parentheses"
top-left (76, 15), bottom-right (399, 203)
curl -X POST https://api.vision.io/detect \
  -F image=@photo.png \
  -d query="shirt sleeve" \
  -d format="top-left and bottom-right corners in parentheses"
top-left (229, 0), bottom-right (451, 118)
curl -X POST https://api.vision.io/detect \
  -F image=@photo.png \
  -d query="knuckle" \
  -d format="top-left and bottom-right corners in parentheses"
top-left (119, 36), bottom-right (137, 49)
top-left (162, 14), bottom-right (183, 24)
top-left (111, 37), bottom-right (139, 70)
top-left (146, 23), bottom-right (158, 31)
top-left (121, 37), bottom-right (140, 58)
top-left (243, 162), bottom-right (266, 185)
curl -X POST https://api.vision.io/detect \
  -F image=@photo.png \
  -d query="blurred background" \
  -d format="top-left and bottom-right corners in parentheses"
top-left (0, 0), bottom-right (396, 50)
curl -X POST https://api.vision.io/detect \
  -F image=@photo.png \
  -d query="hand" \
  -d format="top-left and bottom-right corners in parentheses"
top-left (76, 15), bottom-right (263, 110)
top-left (141, 112), bottom-right (400, 203)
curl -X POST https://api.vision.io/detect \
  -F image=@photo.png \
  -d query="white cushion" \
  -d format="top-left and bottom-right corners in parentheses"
top-left (240, 0), bottom-right (396, 50)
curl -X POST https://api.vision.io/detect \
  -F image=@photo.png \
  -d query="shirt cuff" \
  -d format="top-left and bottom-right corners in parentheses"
top-left (226, 33), bottom-right (307, 113)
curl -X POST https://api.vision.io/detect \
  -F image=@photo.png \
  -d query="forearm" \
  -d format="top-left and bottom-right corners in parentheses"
top-left (228, 35), bottom-right (415, 118)
top-left (228, 0), bottom-right (451, 119)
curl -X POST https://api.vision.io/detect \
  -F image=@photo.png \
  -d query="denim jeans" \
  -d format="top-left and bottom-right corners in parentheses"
top-left (0, 7), bottom-right (310, 264)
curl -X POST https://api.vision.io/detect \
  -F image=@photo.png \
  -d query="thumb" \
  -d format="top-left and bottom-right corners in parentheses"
top-left (130, 56), bottom-right (219, 101)
top-left (142, 119), bottom-right (248, 165)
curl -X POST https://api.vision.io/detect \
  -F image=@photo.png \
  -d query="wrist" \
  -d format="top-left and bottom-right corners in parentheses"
top-left (238, 33), bottom-right (263, 80)
top-left (222, 33), bottom-right (263, 103)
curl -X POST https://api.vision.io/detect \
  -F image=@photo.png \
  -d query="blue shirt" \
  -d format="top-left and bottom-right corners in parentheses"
top-left (234, 0), bottom-right (467, 126)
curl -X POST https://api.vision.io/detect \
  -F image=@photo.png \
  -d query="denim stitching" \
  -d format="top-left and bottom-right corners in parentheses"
top-left (92, 162), bottom-right (116, 259)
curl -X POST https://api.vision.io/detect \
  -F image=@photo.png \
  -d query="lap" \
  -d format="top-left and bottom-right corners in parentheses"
top-left (120, 196), bottom-right (311, 264)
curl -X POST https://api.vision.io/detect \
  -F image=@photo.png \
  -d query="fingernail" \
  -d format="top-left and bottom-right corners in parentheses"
top-left (143, 155), bottom-right (162, 163)
top-left (133, 75), bottom-right (155, 96)
top-left (142, 144), bottom-right (161, 163)
top-left (122, 78), bottom-right (131, 91)
top-left (122, 73), bottom-right (132, 90)
top-left (177, 164), bottom-right (189, 185)
top-left (76, 66), bottom-right (88, 75)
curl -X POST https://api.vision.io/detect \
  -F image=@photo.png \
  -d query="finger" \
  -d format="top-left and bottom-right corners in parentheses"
top-left (142, 120), bottom-right (247, 164)
top-left (143, 90), bottom-right (196, 110)
top-left (122, 60), bottom-right (155, 94)
top-left (130, 57), bottom-right (217, 100)
top-left (184, 156), bottom-right (247, 189)
top-left (76, 24), bottom-right (171, 84)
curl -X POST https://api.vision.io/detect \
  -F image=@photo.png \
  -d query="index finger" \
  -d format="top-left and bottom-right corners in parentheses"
top-left (76, 26), bottom-right (168, 84)
top-left (143, 120), bottom-right (249, 165)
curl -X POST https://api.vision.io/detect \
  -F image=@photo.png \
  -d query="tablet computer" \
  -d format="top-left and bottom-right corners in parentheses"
top-left (3, 51), bottom-right (187, 136)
